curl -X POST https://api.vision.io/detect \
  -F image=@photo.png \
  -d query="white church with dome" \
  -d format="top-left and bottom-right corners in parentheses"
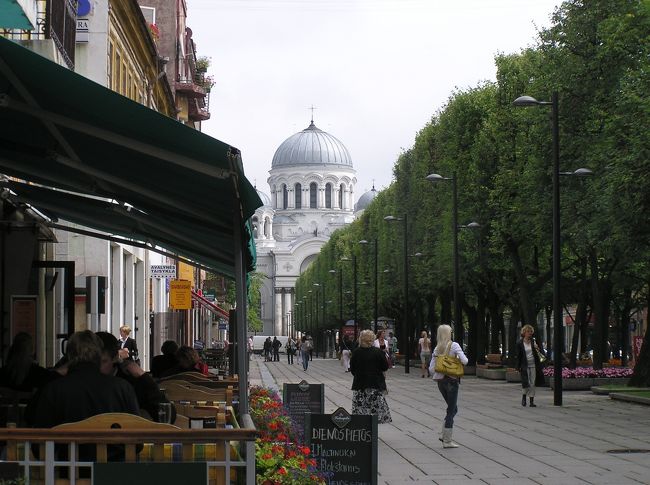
top-left (253, 119), bottom-right (377, 336)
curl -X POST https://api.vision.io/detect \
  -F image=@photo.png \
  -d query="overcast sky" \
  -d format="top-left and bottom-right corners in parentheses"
top-left (187, 0), bottom-right (562, 201)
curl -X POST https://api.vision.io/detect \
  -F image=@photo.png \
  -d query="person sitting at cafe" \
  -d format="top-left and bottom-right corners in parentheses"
top-left (95, 332), bottom-right (175, 423)
top-left (158, 346), bottom-right (203, 379)
top-left (28, 330), bottom-right (139, 428)
top-left (0, 332), bottom-right (56, 393)
top-left (150, 340), bottom-right (179, 378)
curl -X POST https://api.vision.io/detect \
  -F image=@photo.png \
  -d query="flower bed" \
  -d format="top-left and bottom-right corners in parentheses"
top-left (542, 367), bottom-right (633, 379)
top-left (543, 367), bottom-right (633, 390)
top-left (249, 386), bottom-right (326, 484)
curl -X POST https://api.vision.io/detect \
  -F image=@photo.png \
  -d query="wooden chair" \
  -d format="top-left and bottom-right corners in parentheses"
top-left (161, 381), bottom-right (233, 407)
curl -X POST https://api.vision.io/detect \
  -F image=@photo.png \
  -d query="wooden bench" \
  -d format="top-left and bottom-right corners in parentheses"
top-left (0, 412), bottom-right (257, 485)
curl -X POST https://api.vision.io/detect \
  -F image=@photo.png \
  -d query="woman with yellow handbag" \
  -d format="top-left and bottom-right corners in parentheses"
top-left (430, 324), bottom-right (468, 448)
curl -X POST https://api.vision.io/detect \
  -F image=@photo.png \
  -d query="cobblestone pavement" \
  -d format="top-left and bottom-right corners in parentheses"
top-left (248, 355), bottom-right (650, 485)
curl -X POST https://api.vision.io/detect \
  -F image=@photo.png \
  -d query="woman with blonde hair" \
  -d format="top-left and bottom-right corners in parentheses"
top-left (418, 330), bottom-right (432, 378)
top-left (431, 324), bottom-right (468, 448)
top-left (515, 324), bottom-right (545, 407)
top-left (350, 330), bottom-right (391, 423)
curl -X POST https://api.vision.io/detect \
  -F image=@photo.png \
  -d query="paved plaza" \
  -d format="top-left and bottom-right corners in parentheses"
top-left (248, 355), bottom-right (650, 485)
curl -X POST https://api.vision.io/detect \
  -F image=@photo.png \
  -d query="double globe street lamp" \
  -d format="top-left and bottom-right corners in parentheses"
top-left (384, 214), bottom-right (410, 373)
top-left (425, 173), bottom-right (479, 348)
top-left (513, 92), bottom-right (592, 406)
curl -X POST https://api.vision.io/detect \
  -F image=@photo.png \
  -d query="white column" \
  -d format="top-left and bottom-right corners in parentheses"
top-left (288, 186), bottom-right (295, 209)
top-left (274, 289), bottom-right (283, 336)
top-left (124, 252), bottom-right (135, 327)
top-left (333, 187), bottom-right (340, 209)
top-left (282, 291), bottom-right (292, 335)
top-left (111, 245), bottom-right (123, 335)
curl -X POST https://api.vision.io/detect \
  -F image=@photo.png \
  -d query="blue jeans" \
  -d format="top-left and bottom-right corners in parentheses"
top-left (302, 351), bottom-right (309, 370)
top-left (437, 377), bottom-right (459, 428)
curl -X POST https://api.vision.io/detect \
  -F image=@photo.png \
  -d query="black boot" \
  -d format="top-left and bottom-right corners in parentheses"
top-left (521, 395), bottom-right (527, 407)
top-left (529, 397), bottom-right (537, 407)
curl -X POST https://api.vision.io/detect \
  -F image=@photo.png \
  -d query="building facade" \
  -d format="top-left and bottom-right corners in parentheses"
top-left (254, 120), bottom-right (378, 336)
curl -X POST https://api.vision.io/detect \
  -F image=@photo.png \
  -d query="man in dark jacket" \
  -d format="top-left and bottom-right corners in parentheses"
top-left (150, 340), bottom-right (179, 378)
top-left (30, 330), bottom-right (139, 428)
top-left (272, 337), bottom-right (282, 362)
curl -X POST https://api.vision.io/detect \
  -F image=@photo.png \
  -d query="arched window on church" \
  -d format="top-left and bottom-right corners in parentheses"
top-left (339, 183), bottom-right (345, 209)
top-left (325, 183), bottom-right (332, 208)
top-left (294, 183), bottom-right (302, 209)
top-left (310, 182), bottom-right (317, 209)
top-left (282, 184), bottom-right (288, 209)
top-left (252, 216), bottom-right (259, 238)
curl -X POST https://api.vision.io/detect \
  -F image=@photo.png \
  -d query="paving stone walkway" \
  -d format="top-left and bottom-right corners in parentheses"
top-left (248, 355), bottom-right (650, 484)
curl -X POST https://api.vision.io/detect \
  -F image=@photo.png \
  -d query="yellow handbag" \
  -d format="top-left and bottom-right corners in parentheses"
top-left (434, 342), bottom-right (464, 378)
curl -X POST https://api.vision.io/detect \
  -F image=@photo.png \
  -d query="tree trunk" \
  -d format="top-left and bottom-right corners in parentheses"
top-left (464, 299), bottom-right (477, 366)
top-left (487, 286), bottom-right (503, 354)
top-left (504, 235), bottom-right (538, 325)
top-left (630, 328), bottom-right (649, 387)
top-left (506, 304), bottom-right (520, 367)
top-left (590, 252), bottom-right (613, 370)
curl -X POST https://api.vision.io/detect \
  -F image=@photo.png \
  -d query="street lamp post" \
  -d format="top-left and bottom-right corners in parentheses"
top-left (513, 92), bottom-right (562, 405)
top-left (341, 256), bottom-right (358, 339)
top-left (384, 215), bottom-right (410, 374)
top-left (425, 173), bottom-right (463, 347)
top-left (513, 92), bottom-right (592, 406)
top-left (359, 239), bottom-right (379, 333)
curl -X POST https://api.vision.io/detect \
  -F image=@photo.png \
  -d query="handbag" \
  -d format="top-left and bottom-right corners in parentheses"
top-left (434, 342), bottom-right (464, 378)
top-left (535, 347), bottom-right (547, 363)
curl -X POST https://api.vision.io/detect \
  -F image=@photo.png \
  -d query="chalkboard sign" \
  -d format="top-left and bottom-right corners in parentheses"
top-left (283, 380), bottom-right (324, 432)
top-left (305, 407), bottom-right (378, 485)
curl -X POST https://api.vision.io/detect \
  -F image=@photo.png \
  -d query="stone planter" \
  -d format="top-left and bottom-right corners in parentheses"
top-left (483, 368), bottom-right (506, 380)
top-left (506, 368), bottom-right (521, 383)
top-left (475, 365), bottom-right (487, 378)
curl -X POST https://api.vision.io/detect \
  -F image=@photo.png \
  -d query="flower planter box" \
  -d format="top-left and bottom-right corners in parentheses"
top-left (506, 368), bottom-right (521, 383)
top-left (475, 364), bottom-right (487, 378)
top-left (548, 377), bottom-right (630, 390)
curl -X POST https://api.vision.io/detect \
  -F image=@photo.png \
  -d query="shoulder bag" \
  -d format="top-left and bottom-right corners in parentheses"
top-left (434, 342), bottom-right (464, 378)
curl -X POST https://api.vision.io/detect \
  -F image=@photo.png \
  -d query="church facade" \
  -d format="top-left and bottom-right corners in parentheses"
top-left (253, 120), bottom-right (376, 336)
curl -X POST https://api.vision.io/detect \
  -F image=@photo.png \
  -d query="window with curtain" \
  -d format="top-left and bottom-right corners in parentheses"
top-left (310, 183), bottom-right (317, 208)
top-left (295, 183), bottom-right (302, 208)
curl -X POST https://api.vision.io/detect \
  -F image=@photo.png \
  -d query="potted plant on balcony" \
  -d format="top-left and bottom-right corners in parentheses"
top-left (196, 56), bottom-right (210, 73)
top-left (201, 75), bottom-right (215, 93)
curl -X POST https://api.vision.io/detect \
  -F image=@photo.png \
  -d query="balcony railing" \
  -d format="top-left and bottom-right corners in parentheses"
top-left (1, 0), bottom-right (76, 69)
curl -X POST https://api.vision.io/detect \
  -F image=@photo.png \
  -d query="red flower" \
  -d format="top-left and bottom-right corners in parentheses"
top-left (278, 467), bottom-right (287, 475)
top-left (301, 446), bottom-right (311, 455)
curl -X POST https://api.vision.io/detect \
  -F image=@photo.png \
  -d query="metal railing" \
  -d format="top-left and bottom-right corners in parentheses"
top-left (1, 0), bottom-right (76, 69)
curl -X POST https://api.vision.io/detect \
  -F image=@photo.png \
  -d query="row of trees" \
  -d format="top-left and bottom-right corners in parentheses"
top-left (292, 0), bottom-right (650, 384)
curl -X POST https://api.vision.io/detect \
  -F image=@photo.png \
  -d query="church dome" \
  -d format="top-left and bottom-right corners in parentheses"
top-left (256, 188), bottom-right (272, 207)
top-left (355, 186), bottom-right (378, 212)
top-left (271, 121), bottom-right (353, 168)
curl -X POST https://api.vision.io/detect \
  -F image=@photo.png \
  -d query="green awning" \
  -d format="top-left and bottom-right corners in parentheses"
top-left (0, 36), bottom-right (262, 277)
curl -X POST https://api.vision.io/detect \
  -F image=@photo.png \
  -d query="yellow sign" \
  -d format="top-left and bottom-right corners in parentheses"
top-left (170, 279), bottom-right (192, 310)
top-left (178, 262), bottom-right (194, 286)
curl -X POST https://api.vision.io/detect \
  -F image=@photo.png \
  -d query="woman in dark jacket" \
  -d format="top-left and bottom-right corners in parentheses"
top-left (515, 324), bottom-right (545, 407)
top-left (350, 330), bottom-right (391, 423)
